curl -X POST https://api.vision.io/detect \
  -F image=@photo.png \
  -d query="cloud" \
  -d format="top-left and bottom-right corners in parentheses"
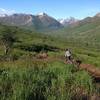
top-left (0, 8), bottom-right (15, 15)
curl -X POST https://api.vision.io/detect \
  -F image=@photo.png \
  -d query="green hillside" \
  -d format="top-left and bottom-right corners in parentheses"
top-left (47, 16), bottom-right (100, 49)
top-left (0, 23), bottom-right (100, 100)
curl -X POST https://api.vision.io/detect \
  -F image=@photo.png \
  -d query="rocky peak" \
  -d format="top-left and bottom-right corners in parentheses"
top-left (95, 13), bottom-right (100, 17)
top-left (58, 17), bottom-right (79, 26)
top-left (0, 14), bottom-right (8, 17)
top-left (36, 12), bottom-right (47, 16)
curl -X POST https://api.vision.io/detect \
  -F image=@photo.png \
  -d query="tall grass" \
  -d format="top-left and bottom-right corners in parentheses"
top-left (0, 60), bottom-right (95, 100)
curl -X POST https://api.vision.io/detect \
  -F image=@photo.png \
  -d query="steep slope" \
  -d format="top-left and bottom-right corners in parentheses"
top-left (0, 14), bottom-right (34, 26)
top-left (47, 13), bottom-right (100, 48)
top-left (0, 13), bottom-right (63, 31)
top-left (36, 12), bottom-right (63, 30)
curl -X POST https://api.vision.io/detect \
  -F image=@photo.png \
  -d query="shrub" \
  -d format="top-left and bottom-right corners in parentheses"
top-left (0, 61), bottom-right (95, 100)
top-left (17, 43), bottom-right (59, 53)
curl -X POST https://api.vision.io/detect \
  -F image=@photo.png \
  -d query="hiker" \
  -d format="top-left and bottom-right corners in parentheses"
top-left (65, 49), bottom-right (72, 63)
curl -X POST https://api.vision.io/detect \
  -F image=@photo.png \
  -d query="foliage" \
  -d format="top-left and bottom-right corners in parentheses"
top-left (17, 43), bottom-right (59, 53)
top-left (0, 26), bottom-right (18, 55)
top-left (0, 23), bottom-right (100, 100)
top-left (0, 61), bottom-right (95, 100)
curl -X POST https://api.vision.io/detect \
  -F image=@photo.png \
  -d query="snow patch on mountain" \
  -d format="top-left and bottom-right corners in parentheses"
top-left (58, 17), bottom-right (79, 26)
top-left (0, 8), bottom-right (15, 16)
top-left (36, 12), bottom-right (47, 16)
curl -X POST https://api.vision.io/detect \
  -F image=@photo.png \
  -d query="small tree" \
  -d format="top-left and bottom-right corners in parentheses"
top-left (0, 27), bottom-right (17, 55)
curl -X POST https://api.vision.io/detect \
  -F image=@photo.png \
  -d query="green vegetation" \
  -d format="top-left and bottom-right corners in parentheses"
top-left (0, 24), bottom-right (100, 100)
top-left (47, 17), bottom-right (100, 49)
top-left (0, 60), bottom-right (96, 100)
top-left (0, 26), bottom-right (18, 55)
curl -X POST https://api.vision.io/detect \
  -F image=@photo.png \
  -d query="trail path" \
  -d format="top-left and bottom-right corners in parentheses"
top-left (80, 64), bottom-right (100, 79)
top-left (34, 55), bottom-right (100, 79)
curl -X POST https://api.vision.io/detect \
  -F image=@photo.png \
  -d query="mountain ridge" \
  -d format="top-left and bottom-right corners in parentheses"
top-left (58, 17), bottom-right (79, 26)
top-left (0, 12), bottom-right (63, 31)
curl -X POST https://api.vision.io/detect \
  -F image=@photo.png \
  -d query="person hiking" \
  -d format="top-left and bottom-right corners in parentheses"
top-left (65, 49), bottom-right (72, 63)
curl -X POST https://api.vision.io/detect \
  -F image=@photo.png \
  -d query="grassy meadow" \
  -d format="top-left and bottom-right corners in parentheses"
top-left (0, 59), bottom-right (97, 100)
top-left (0, 25), bottom-right (100, 100)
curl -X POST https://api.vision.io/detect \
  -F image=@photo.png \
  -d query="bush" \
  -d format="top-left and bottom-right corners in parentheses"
top-left (17, 43), bottom-right (59, 53)
top-left (0, 61), bottom-right (95, 100)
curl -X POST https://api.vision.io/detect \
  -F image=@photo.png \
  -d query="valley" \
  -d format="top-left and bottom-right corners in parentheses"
top-left (0, 12), bottom-right (100, 100)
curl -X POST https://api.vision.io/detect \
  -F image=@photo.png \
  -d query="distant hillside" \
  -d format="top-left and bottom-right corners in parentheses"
top-left (0, 12), bottom-right (100, 48)
top-left (47, 13), bottom-right (100, 48)
top-left (0, 24), bottom-right (65, 49)
top-left (0, 13), bottom-right (63, 31)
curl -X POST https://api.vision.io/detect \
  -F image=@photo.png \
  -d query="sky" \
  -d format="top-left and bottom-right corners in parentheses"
top-left (0, 0), bottom-right (100, 19)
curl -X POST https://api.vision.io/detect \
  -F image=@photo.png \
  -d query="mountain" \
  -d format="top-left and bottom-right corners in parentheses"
top-left (0, 14), bottom-right (8, 17)
top-left (0, 12), bottom-right (63, 31)
top-left (47, 13), bottom-right (100, 48)
top-left (0, 14), bottom-right (34, 25)
top-left (36, 12), bottom-right (63, 30)
top-left (0, 11), bottom-right (100, 48)
top-left (95, 13), bottom-right (100, 17)
top-left (58, 17), bottom-right (79, 26)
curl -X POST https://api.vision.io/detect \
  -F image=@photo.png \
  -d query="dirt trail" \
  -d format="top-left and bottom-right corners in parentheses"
top-left (80, 63), bottom-right (100, 79)
top-left (34, 55), bottom-right (100, 79)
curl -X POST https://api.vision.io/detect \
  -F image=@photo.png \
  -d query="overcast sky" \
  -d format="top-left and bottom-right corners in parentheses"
top-left (0, 0), bottom-right (100, 19)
